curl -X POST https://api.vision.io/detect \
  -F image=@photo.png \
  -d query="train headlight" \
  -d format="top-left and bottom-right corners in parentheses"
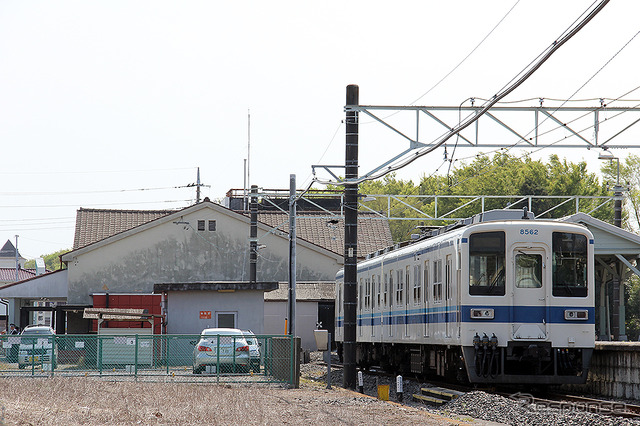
top-left (564, 309), bottom-right (588, 320)
top-left (470, 308), bottom-right (494, 320)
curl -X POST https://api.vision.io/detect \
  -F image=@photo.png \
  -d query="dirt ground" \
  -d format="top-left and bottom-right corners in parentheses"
top-left (0, 376), bottom-right (497, 425)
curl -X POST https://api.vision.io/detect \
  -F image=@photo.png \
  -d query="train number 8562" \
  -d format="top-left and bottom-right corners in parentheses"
top-left (520, 228), bottom-right (539, 235)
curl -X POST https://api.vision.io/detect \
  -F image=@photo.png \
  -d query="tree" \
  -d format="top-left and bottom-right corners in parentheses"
top-left (23, 249), bottom-right (70, 271)
top-left (359, 153), bottom-right (614, 242)
top-left (600, 153), bottom-right (640, 231)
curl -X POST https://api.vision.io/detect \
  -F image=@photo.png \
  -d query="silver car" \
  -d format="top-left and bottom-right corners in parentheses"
top-left (192, 328), bottom-right (250, 374)
top-left (18, 325), bottom-right (56, 370)
top-left (241, 330), bottom-right (261, 372)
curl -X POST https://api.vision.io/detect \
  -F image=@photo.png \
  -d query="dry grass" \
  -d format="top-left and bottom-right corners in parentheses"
top-left (0, 377), bottom-right (452, 425)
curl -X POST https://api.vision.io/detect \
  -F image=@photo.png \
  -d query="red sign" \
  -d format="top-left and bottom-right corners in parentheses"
top-left (199, 311), bottom-right (211, 319)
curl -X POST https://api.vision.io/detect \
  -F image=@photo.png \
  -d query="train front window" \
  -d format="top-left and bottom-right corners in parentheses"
top-left (552, 232), bottom-right (588, 297)
top-left (469, 231), bottom-right (505, 296)
top-left (515, 253), bottom-right (542, 288)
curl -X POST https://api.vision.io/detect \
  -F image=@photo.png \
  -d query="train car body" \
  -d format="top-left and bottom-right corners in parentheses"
top-left (335, 210), bottom-right (595, 384)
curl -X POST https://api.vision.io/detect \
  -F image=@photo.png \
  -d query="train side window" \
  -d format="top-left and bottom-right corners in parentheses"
top-left (376, 275), bottom-right (381, 308)
top-left (423, 261), bottom-right (429, 303)
top-left (414, 264), bottom-right (422, 304)
top-left (433, 260), bottom-right (443, 301)
top-left (552, 232), bottom-right (588, 297)
top-left (384, 273), bottom-right (389, 307)
top-left (445, 257), bottom-right (451, 300)
top-left (359, 279), bottom-right (363, 311)
top-left (469, 231), bottom-right (506, 296)
top-left (365, 277), bottom-right (371, 309)
top-left (396, 270), bottom-right (404, 306)
top-left (406, 266), bottom-right (410, 302)
top-left (371, 275), bottom-right (376, 309)
top-left (389, 271), bottom-right (394, 307)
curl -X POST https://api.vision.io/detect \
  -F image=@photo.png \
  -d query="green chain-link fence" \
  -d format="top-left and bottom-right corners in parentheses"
top-left (0, 333), bottom-right (298, 386)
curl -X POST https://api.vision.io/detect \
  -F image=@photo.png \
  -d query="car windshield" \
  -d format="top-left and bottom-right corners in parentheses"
top-left (21, 328), bottom-right (53, 335)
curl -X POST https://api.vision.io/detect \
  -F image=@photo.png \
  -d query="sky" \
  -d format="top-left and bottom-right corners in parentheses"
top-left (1, 0), bottom-right (639, 260)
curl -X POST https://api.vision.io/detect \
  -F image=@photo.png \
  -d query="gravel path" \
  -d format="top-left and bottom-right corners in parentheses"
top-left (300, 352), bottom-right (640, 426)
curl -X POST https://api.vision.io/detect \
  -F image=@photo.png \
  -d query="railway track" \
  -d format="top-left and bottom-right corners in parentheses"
top-left (315, 359), bottom-right (640, 421)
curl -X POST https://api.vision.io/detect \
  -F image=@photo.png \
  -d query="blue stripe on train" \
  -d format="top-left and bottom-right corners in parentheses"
top-left (336, 305), bottom-right (595, 327)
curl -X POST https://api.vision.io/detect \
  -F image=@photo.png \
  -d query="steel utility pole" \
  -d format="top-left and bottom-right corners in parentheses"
top-left (343, 84), bottom-right (359, 390)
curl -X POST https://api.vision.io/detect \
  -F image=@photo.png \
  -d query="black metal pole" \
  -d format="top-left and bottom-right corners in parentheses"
top-left (343, 84), bottom-right (359, 389)
top-left (250, 185), bottom-right (258, 283)
top-left (288, 174), bottom-right (297, 336)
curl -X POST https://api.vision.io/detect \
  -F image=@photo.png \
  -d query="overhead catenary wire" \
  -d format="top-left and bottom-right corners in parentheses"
top-left (361, 0), bottom-right (522, 125)
top-left (410, 0), bottom-right (521, 106)
top-left (408, 19), bottom-right (640, 186)
top-left (313, 0), bottom-right (610, 187)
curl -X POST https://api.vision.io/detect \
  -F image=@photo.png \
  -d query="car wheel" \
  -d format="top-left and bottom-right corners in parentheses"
top-left (18, 364), bottom-right (25, 370)
top-left (192, 366), bottom-right (202, 374)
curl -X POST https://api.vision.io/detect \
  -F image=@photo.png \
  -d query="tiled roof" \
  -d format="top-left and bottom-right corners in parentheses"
top-left (257, 211), bottom-right (393, 257)
top-left (0, 268), bottom-right (37, 283)
top-left (73, 208), bottom-right (175, 249)
top-left (71, 205), bottom-right (393, 258)
top-left (0, 240), bottom-right (20, 258)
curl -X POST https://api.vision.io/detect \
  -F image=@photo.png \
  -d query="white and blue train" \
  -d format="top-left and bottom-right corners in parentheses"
top-left (335, 209), bottom-right (595, 384)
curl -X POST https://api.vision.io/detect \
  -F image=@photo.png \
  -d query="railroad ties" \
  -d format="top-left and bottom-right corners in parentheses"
top-left (412, 386), bottom-right (465, 406)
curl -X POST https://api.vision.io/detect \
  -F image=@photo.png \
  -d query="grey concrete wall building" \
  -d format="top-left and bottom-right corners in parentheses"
top-left (61, 201), bottom-right (344, 305)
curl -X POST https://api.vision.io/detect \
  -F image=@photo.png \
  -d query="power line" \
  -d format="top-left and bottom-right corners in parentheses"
top-left (0, 166), bottom-right (196, 176)
top-left (0, 185), bottom-right (191, 196)
top-left (0, 199), bottom-right (191, 209)
top-left (315, 0), bottom-right (610, 187)
top-left (443, 27), bottom-right (640, 189)
top-left (410, 0), bottom-right (521, 105)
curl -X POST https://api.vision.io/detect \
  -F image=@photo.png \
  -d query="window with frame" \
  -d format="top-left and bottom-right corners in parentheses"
top-left (217, 312), bottom-right (236, 328)
top-left (433, 260), bottom-right (443, 301)
top-left (423, 261), bottom-right (429, 303)
top-left (396, 270), bottom-right (404, 305)
top-left (359, 279), bottom-right (364, 311)
top-left (197, 220), bottom-right (205, 231)
top-left (364, 277), bottom-right (371, 309)
top-left (405, 266), bottom-right (410, 304)
top-left (552, 232), bottom-right (588, 297)
top-left (383, 273), bottom-right (389, 307)
top-left (413, 264), bottom-right (422, 304)
top-left (445, 258), bottom-right (451, 300)
top-left (376, 275), bottom-right (381, 308)
top-left (469, 231), bottom-right (506, 296)
top-left (208, 220), bottom-right (216, 231)
top-left (389, 270), bottom-right (394, 307)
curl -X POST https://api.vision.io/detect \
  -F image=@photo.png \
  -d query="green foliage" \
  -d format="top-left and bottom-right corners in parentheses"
top-left (626, 276), bottom-right (640, 341)
top-left (359, 153), bottom-right (616, 241)
top-left (23, 249), bottom-right (70, 271)
top-left (601, 153), bottom-right (640, 230)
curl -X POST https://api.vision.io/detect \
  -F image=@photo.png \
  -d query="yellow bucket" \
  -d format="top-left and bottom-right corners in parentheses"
top-left (377, 384), bottom-right (390, 401)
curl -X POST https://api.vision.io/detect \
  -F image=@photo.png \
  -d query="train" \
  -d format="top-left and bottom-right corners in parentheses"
top-left (335, 209), bottom-right (595, 384)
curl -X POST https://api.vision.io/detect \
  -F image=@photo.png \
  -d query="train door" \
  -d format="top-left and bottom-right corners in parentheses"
top-left (388, 270), bottom-right (394, 337)
top-left (511, 246), bottom-right (548, 340)
top-left (423, 260), bottom-right (430, 337)
top-left (405, 266), bottom-right (410, 336)
top-left (445, 255), bottom-right (452, 338)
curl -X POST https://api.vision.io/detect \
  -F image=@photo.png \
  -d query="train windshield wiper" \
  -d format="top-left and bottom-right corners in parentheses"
top-left (488, 267), bottom-right (504, 294)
